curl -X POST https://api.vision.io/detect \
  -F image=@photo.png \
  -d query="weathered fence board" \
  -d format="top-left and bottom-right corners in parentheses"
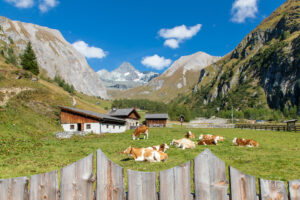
top-left (229, 166), bottom-right (257, 200)
top-left (127, 170), bottom-right (157, 200)
top-left (0, 176), bottom-right (28, 200)
top-left (259, 179), bottom-right (288, 200)
top-left (159, 161), bottom-right (191, 200)
top-left (194, 149), bottom-right (228, 200)
top-left (60, 153), bottom-right (94, 200)
top-left (288, 180), bottom-right (300, 200)
top-left (30, 171), bottom-right (58, 200)
top-left (96, 149), bottom-right (125, 200)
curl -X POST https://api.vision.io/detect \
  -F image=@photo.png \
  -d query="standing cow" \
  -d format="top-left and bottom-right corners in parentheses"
top-left (133, 125), bottom-right (149, 140)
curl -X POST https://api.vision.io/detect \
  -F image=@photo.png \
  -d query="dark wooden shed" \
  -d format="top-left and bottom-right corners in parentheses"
top-left (145, 113), bottom-right (168, 127)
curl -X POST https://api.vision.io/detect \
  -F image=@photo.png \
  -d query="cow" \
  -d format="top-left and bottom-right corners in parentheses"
top-left (146, 143), bottom-right (169, 152)
top-left (199, 134), bottom-right (224, 142)
top-left (170, 138), bottom-right (196, 150)
top-left (198, 138), bottom-right (218, 145)
top-left (133, 125), bottom-right (149, 140)
top-left (123, 146), bottom-right (168, 162)
top-left (232, 138), bottom-right (259, 147)
top-left (184, 131), bottom-right (195, 139)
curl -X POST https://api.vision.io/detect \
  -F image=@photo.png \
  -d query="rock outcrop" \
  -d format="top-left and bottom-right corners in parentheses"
top-left (0, 16), bottom-right (107, 98)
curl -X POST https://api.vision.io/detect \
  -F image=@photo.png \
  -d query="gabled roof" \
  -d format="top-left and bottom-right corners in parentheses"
top-left (59, 106), bottom-right (125, 123)
top-left (145, 113), bottom-right (168, 119)
top-left (107, 108), bottom-right (140, 119)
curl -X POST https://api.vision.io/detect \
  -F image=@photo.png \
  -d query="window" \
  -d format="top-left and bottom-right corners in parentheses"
top-left (86, 124), bottom-right (91, 129)
top-left (70, 125), bottom-right (75, 130)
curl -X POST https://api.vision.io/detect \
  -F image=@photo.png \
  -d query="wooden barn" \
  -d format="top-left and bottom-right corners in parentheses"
top-left (107, 108), bottom-right (141, 129)
top-left (59, 106), bottom-right (126, 134)
top-left (145, 113), bottom-right (168, 127)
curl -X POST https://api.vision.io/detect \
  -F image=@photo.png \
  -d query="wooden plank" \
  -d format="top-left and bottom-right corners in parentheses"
top-left (30, 170), bottom-right (58, 200)
top-left (60, 153), bottom-right (94, 200)
top-left (194, 149), bottom-right (228, 200)
top-left (127, 170), bottom-right (157, 200)
top-left (288, 180), bottom-right (300, 200)
top-left (229, 166), bottom-right (257, 200)
top-left (259, 179), bottom-right (288, 200)
top-left (159, 161), bottom-right (191, 200)
top-left (0, 176), bottom-right (29, 200)
top-left (96, 149), bottom-right (125, 200)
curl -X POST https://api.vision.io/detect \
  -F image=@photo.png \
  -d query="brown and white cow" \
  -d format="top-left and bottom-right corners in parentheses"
top-left (199, 134), bottom-right (224, 142)
top-left (198, 138), bottom-right (218, 145)
top-left (123, 146), bottom-right (168, 162)
top-left (147, 143), bottom-right (169, 152)
top-left (133, 125), bottom-right (149, 140)
top-left (232, 138), bottom-right (259, 147)
top-left (170, 138), bottom-right (196, 149)
top-left (184, 131), bottom-right (195, 139)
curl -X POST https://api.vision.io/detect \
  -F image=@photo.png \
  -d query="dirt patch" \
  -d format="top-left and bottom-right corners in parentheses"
top-left (0, 87), bottom-right (34, 106)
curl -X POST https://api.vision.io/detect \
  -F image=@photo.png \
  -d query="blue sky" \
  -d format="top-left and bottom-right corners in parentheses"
top-left (1, 0), bottom-right (285, 73)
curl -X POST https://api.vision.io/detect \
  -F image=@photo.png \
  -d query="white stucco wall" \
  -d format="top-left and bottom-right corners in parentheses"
top-left (84, 123), bottom-right (101, 134)
top-left (100, 123), bottom-right (126, 133)
top-left (62, 123), bottom-right (78, 132)
top-left (125, 119), bottom-right (140, 129)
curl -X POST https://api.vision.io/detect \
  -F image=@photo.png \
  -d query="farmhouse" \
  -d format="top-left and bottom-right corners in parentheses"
top-left (107, 108), bottom-right (141, 129)
top-left (145, 113), bottom-right (168, 127)
top-left (59, 106), bottom-right (126, 134)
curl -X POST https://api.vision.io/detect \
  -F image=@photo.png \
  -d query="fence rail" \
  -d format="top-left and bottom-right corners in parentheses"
top-left (235, 123), bottom-right (300, 132)
top-left (0, 149), bottom-right (299, 200)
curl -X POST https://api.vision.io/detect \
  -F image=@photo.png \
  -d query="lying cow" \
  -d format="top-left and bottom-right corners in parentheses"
top-left (198, 138), bottom-right (218, 145)
top-left (199, 134), bottom-right (224, 142)
top-left (147, 143), bottom-right (169, 152)
top-left (123, 146), bottom-right (168, 162)
top-left (232, 138), bottom-right (259, 147)
top-left (133, 125), bottom-right (149, 140)
top-left (184, 131), bottom-right (195, 139)
top-left (170, 138), bottom-right (196, 149)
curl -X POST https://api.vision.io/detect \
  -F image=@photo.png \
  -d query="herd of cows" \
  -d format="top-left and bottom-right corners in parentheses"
top-left (123, 125), bottom-right (259, 163)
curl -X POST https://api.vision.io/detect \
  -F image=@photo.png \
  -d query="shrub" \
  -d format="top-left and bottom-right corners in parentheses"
top-left (54, 75), bottom-right (75, 94)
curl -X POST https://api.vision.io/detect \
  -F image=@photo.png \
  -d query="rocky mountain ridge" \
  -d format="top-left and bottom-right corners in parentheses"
top-left (97, 62), bottom-right (159, 90)
top-left (112, 51), bottom-right (220, 102)
top-left (0, 16), bottom-right (107, 98)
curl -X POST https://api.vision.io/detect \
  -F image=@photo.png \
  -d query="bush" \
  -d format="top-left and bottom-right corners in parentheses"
top-left (54, 75), bottom-right (75, 94)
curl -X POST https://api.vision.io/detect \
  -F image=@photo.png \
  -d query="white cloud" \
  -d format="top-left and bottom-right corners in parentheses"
top-left (164, 39), bottom-right (179, 49)
top-left (231, 0), bottom-right (258, 23)
top-left (72, 41), bottom-right (107, 59)
top-left (158, 24), bottom-right (202, 49)
top-left (159, 24), bottom-right (202, 40)
top-left (39, 0), bottom-right (59, 12)
top-left (4, 0), bottom-right (34, 8)
top-left (141, 54), bottom-right (172, 70)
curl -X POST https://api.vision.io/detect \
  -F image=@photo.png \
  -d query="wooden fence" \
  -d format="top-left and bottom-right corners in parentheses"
top-left (235, 123), bottom-right (300, 132)
top-left (0, 149), bottom-right (299, 200)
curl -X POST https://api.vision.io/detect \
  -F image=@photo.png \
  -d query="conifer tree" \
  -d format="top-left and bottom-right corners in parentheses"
top-left (20, 42), bottom-right (39, 75)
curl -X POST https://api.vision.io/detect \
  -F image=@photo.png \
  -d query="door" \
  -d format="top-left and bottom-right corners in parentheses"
top-left (77, 123), bottom-right (81, 131)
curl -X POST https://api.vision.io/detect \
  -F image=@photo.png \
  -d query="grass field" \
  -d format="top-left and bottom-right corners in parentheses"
top-left (1, 127), bottom-right (300, 183)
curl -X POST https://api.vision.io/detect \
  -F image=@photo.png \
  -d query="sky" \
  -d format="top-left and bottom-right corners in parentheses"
top-left (0, 0), bottom-right (285, 73)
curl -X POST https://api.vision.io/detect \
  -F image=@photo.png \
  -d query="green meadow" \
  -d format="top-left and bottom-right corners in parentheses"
top-left (1, 127), bottom-right (299, 183)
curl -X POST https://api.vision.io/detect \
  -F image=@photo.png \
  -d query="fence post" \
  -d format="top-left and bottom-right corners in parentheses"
top-left (229, 166), bottom-right (257, 200)
top-left (194, 149), bottom-right (228, 200)
top-left (0, 176), bottom-right (29, 200)
top-left (259, 179), bottom-right (288, 200)
top-left (30, 171), bottom-right (59, 200)
top-left (127, 170), bottom-right (157, 200)
top-left (60, 153), bottom-right (94, 200)
top-left (159, 161), bottom-right (191, 200)
top-left (288, 180), bottom-right (300, 200)
top-left (96, 149), bottom-right (126, 200)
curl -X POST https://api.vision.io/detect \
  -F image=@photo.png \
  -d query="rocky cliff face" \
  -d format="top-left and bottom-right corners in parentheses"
top-left (97, 62), bottom-right (159, 90)
top-left (0, 16), bottom-right (107, 98)
top-left (187, 0), bottom-right (300, 112)
top-left (113, 52), bottom-right (220, 102)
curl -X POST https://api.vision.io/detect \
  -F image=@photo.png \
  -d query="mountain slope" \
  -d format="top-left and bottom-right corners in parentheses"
top-left (97, 62), bottom-right (159, 90)
top-left (114, 52), bottom-right (220, 102)
top-left (181, 0), bottom-right (300, 117)
top-left (0, 16), bottom-right (107, 98)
